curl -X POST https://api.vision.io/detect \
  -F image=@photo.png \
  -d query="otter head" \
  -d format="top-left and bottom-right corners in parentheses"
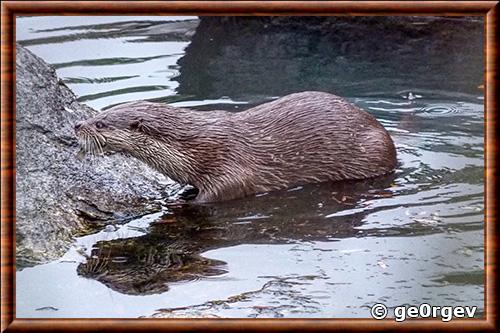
top-left (74, 101), bottom-right (181, 158)
top-left (74, 102), bottom-right (196, 185)
top-left (75, 110), bottom-right (143, 159)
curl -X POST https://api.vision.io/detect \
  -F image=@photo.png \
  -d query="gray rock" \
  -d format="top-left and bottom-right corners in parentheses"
top-left (16, 45), bottom-right (170, 267)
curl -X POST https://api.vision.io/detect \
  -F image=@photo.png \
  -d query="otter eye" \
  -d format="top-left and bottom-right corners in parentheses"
top-left (95, 121), bottom-right (106, 129)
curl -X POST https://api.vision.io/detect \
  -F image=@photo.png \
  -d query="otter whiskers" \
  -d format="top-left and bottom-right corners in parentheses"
top-left (77, 128), bottom-right (106, 160)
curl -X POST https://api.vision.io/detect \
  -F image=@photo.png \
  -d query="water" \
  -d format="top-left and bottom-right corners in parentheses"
top-left (16, 16), bottom-right (484, 318)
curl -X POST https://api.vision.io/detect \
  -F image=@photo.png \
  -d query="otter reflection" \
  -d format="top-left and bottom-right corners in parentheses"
top-left (77, 175), bottom-right (396, 295)
top-left (77, 240), bottom-right (226, 295)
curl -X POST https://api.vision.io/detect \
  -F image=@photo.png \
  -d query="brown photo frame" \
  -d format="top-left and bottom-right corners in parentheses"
top-left (1, 1), bottom-right (497, 331)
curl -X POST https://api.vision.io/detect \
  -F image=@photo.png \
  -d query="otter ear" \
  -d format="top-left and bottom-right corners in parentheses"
top-left (130, 118), bottom-right (153, 134)
top-left (128, 119), bottom-right (141, 130)
top-left (130, 119), bottom-right (144, 131)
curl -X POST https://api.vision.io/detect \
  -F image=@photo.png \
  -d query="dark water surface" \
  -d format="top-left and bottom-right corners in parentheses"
top-left (16, 16), bottom-right (484, 318)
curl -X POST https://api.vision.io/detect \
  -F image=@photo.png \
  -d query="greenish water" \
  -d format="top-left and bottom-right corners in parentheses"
top-left (16, 16), bottom-right (484, 318)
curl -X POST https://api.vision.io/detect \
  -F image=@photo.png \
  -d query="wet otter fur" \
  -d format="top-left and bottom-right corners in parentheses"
top-left (75, 91), bottom-right (397, 202)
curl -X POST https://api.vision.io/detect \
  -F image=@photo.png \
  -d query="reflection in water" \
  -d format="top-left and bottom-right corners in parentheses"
top-left (15, 16), bottom-right (484, 318)
top-left (76, 163), bottom-right (483, 297)
top-left (77, 177), bottom-right (397, 295)
top-left (175, 17), bottom-right (483, 100)
top-left (77, 237), bottom-right (226, 295)
top-left (16, 17), bottom-right (199, 110)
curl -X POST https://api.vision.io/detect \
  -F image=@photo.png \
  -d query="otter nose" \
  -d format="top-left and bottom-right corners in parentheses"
top-left (74, 122), bottom-right (83, 131)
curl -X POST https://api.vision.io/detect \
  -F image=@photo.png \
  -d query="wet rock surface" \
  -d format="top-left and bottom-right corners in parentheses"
top-left (16, 45), bottom-right (170, 267)
top-left (176, 16), bottom-right (483, 100)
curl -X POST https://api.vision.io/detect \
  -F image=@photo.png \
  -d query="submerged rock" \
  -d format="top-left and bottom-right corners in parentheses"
top-left (16, 45), bottom-right (170, 266)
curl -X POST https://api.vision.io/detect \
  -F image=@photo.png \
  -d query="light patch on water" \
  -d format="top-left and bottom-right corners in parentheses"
top-left (152, 231), bottom-right (483, 318)
top-left (16, 230), bottom-right (483, 318)
top-left (236, 214), bottom-right (272, 221)
top-left (16, 16), bottom-right (196, 41)
top-left (17, 17), bottom-right (194, 110)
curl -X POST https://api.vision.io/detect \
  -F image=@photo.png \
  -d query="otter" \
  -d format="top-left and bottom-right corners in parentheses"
top-left (75, 91), bottom-right (397, 202)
